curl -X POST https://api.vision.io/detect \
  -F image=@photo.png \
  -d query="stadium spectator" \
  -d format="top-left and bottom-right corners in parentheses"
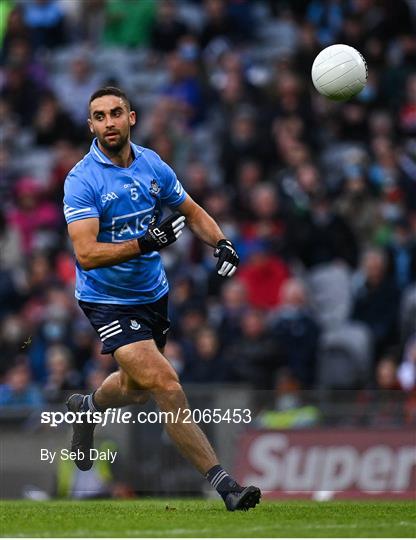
top-left (226, 309), bottom-right (280, 388)
top-left (357, 351), bottom-right (404, 427)
top-left (169, 275), bottom-right (205, 337)
top-left (368, 110), bottom-right (396, 141)
top-left (172, 305), bottom-right (209, 365)
top-left (368, 136), bottom-right (401, 197)
top-left (238, 244), bottom-right (290, 310)
top-left (0, 100), bottom-right (20, 156)
top-left (208, 50), bottom-right (246, 95)
top-left (25, 284), bottom-right (76, 380)
top-left (160, 48), bottom-right (204, 127)
top-left (0, 315), bottom-right (29, 378)
top-left (24, 254), bottom-right (60, 306)
top-left (69, 319), bottom-right (96, 373)
top-left (103, 0), bottom-right (156, 48)
top-left (1, 6), bottom-right (31, 60)
top-left (150, 0), bottom-right (190, 54)
top-left (400, 283), bottom-right (416, 345)
top-left (7, 178), bottom-right (61, 254)
top-left (0, 360), bottom-right (43, 407)
top-left (0, 61), bottom-right (42, 126)
top-left (140, 100), bottom-right (192, 173)
top-left (269, 72), bottom-right (314, 136)
top-left (4, 37), bottom-right (50, 90)
top-left (306, 0), bottom-right (345, 46)
top-left (399, 73), bottom-right (416, 137)
top-left (278, 161), bottom-right (323, 215)
top-left (352, 248), bottom-right (400, 356)
top-left (22, 0), bottom-right (67, 50)
top-left (199, 0), bottom-right (242, 49)
top-left (269, 278), bottom-right (319, 388)
top-left (335, 166), bottom-right (380, 246)
top-left (33, 92), bottom-right (82, 147)
top-left (164, 340), bottom-right (186, 378)
top-left (182, 326), bottom-right (229, 383)
top-left (239, 183), bottom-right (287, 257)
top-left (182, 161), bottom-right (212, 205)
top-left (46, 141), bottom-right (86, 205)
top-left (220, 107), bottom-right (266, 185)
top-left (0, 208), bottom-right (23, 272)
top-left (293, 192), bottom-right (358, 269)
top-left (52, 55), bottom-right (103, 127)
top-left (200, 187), bottom-right (233, 226)
top-left (77, 0), bottom-right (106, 46)
top-left (294, 22), bottom-right (321, 75)
top-left (398, 334), bottom-right (416, 391)
top-left (0, 257), bottom-right (22, 322)
top-left (232, 160), bottom-right (263, 218)
top-left (43, 344), bottom-right (82, 403)
top-left (398, 139), bottom-right (416, 212)
top-left (212, 280), bottom-right (248, 346)
top-left (386, 218), bottom-right (416, 290)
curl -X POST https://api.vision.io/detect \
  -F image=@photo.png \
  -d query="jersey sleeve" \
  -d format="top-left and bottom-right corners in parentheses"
top-left (63, 173), bottom-right (100, 224)
top-left (159, 161), bottom-right (187, 208)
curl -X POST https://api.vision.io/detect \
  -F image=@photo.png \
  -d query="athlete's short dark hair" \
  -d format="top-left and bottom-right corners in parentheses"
top-left (89, 87), bottom-right (131, 112)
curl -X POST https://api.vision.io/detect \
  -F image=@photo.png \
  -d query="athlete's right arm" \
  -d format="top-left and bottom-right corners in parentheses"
top-left (68, 218), bottom-right (140, 270)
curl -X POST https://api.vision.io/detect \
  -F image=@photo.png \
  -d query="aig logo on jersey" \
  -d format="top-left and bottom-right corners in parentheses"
top-left (112, 207), bottom-right (154, 242)
top-left (102, 192), bottom-right (119, 203)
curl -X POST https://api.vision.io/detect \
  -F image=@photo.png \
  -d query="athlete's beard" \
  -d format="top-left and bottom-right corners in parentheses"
top-left (98, 130), bottom-right (129, 155)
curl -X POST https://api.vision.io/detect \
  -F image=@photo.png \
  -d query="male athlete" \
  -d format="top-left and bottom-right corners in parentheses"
top-left (63, 87), bottom-right (261, 511)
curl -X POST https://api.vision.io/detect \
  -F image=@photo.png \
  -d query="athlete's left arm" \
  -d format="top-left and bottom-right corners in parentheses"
top-left (176, 195), bottom-right (224, 247)
top-left (176, 195), bottom-right (239, 277)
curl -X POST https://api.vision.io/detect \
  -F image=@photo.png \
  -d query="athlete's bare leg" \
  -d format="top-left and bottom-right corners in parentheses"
top-left (93, 369), bottom-right (149, 408)
top-left (93, 344), bottom-right (167, 409)
top-left (113, 339), bottom-right (218, 474)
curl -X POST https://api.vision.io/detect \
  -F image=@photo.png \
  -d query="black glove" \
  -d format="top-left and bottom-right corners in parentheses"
top-left (138, 213), bottom-right (186, 254)
top-left (214, 239), bottom-right (239, 277)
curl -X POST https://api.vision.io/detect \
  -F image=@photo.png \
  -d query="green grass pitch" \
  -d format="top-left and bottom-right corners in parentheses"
top-left (1, 499), bottom-right (415, 537)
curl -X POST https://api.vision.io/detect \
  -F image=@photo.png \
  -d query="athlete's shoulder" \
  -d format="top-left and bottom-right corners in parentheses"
top-left (63, 150), bottom-right (101, 221)
top-left (133, 143), bottom-right (163, 166)
top-left (65, 151), bottom-right (97, 186)
top-left (133, 143), bottom-right (176, 183)
top-left (66, 152), bottom-right (92, 177)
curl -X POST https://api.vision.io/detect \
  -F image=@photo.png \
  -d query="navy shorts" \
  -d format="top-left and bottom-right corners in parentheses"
top-left (79, 294), bottom-right (170, 354)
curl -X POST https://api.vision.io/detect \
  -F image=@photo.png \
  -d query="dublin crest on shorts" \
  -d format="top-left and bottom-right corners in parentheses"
top-left (130, 319), bottom-right (141, 330)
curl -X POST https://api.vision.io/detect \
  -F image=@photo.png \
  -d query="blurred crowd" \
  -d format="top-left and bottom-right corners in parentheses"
top-left (0, 0), bottom-right (415, 424)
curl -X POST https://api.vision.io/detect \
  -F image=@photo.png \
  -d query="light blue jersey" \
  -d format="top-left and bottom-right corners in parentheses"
top-left (63, 139), bottom-right (187, 304)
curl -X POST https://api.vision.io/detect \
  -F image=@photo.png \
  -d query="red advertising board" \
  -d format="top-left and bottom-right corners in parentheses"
top-left (234, 429), bottom-right (416, 499)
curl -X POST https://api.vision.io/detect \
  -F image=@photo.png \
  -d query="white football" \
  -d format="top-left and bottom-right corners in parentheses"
top-left (311, 44), bottom-right (368, 101)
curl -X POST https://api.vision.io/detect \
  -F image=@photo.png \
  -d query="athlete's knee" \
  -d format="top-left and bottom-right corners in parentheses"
top-left (148, 363), bottom-right (180, 391)
top-left (158, 379), bottom-right (182, 394)
top-left (119, 370), bottom-right (149, 404)
top-left (151, 373), bottom-right (187, 411)
top-left (152, 367), bottom-right (180, 392)
top-left (119, 370), bottom-right (130, 394)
